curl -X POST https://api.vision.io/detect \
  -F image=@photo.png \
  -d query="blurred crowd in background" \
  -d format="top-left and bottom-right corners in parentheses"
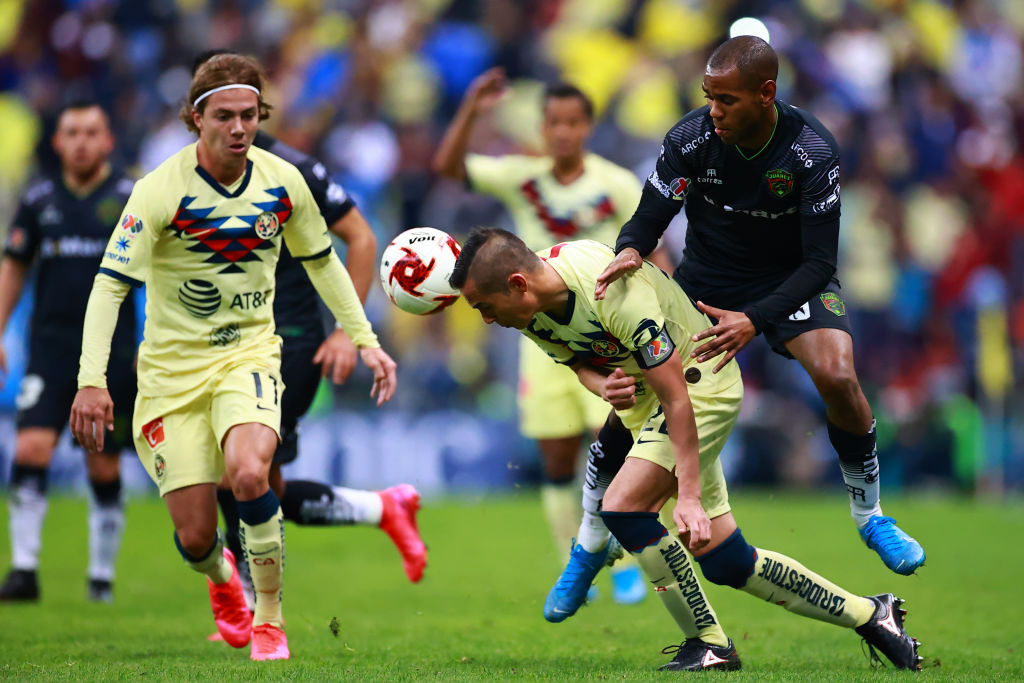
top-left (1, 0), bottom-right (1023, 495)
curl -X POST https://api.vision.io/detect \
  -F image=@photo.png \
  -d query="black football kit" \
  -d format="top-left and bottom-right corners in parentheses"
top-left (616, 100), bottom-right (850, 356)
top-left (4, 171), bottom-right (137, 450)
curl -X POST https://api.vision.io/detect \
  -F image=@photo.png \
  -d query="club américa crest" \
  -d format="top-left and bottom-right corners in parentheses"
top-left (765, 169), bottom-right (794, 198)
top-left (592, 340), bottom-right (620, 357)
top-left (254, 211), bottom-right (280, 239)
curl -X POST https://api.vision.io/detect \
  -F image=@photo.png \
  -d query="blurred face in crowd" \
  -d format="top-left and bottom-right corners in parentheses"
top-left (52, 106), bottom-right (113, 181)
top-left (461, 274), bottom-right (537, 330)
top-left (193, 88), bottom-right (259, 175)
top-left (702, 66), bottom-right (775, 148)
top-left (541, 96), bottom-right (592, 162)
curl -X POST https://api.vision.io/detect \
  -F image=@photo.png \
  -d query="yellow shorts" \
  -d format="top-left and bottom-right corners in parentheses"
top-left (133, 361), bottom-right (284, 497)
top-left (518, 336), bottom-right (609, 439)
top-left (627, 378), bottom-right (744, 521)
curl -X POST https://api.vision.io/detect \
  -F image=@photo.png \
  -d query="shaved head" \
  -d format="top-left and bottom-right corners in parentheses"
top-left (707, 35), bottom-right (778, 90)
top-left (449, 228), bottom-right (541, 294)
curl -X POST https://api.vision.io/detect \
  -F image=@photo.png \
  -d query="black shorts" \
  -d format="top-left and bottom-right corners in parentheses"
top-left (759, 283), bottom-right (853, 359)
top-left (274, 328), bottom-right (326, 465)
top-left (16, 337), bottom-right (137, 453)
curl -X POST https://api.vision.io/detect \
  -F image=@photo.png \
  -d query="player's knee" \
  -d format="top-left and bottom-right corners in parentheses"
top-left (600, 510), bottom-right (666, 553)
top-left (231, 469), bottom-right (269, 501)
top-left (808, 359), bottom-right (860, 405)
top-left (174, 526), bottom-right (218, 560)
top-left (14, 430), bottom-right (57, 467)
top-left (588, 416), bottom-right (632, 478)
top-left (86, 451), bottom-right (120, 481)
top-left (695, 528), bottom-right (757, 589)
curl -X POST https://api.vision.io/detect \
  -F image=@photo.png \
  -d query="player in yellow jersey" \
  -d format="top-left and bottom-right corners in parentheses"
top-left (433, 69), bottom-right (646, 604)
top-left (69, 54), bottom-right (397, 662)
top-left (450, 228), bottom-right (921, 672)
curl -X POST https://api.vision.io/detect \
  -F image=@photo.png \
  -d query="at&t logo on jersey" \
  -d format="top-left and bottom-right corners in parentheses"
top-left (178, 279), bottom-right (221, 318)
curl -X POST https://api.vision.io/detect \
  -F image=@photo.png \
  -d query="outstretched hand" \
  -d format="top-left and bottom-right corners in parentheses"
top-left (359, 347), bottom-right (397, 406)
top-left (594, 248), bottom-right (642, 300)
top-left (690, 301), bottom-right (756, 373)
top-left (467, 67), bottom-right (507, 113)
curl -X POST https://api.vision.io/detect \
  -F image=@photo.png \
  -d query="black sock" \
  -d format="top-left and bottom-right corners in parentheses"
top-left (280, 480), bottom-right (337, 525)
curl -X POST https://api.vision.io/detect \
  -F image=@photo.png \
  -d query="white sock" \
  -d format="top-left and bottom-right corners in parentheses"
top-left (9, 482), bottom-right (47, 571)
top-left (87, 501), bottom-right (125, 581)
top-left (331, 487), bottom-right (383, 525)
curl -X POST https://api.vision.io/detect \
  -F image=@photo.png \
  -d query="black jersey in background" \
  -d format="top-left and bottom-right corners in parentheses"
top-left (616, 100), bottom-right (842, 333)
top-left (252, 131), bottom-right (356, 341)
top-left (4, 171), bottom-right (137, 348)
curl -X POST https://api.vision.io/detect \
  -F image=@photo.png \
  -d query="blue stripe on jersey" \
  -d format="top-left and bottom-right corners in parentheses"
top-left (99, 267), bottom-right (144, 288)
top-left (292, 245), bottom-right (333, 262)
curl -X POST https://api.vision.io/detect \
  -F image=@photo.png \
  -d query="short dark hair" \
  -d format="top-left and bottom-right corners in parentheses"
top-left (707, 36), bottom-right (778, 90)
top-left (55, 98), bottom-right (108, 123)
top-left (449, 228), bottom-right (541, 293)
top-left (543, 82), bottom-right (594, 120)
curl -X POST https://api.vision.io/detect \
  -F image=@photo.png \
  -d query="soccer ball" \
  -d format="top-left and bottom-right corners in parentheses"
top-left (379, 227), bottom-right (462, 315)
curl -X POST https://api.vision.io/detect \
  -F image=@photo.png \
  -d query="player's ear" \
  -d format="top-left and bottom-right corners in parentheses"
top-left (508, 272), bottom-right (528, 293)
top-left (760, 80), bottom-right (776, 107)
top-left (192, 108), bottom-right (203, 131)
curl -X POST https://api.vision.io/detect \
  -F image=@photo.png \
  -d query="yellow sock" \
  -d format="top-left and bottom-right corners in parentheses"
top-left (541, 482), bottom-right (581, 562)
top-left (742, 547), bottom-right (875, 628)
top-left (240, 508), bottom-right (285, 628)
top-left (634, 532), bottom-right (729, 647)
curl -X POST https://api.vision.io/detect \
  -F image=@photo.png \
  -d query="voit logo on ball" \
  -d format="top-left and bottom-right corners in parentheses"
top-left (178, 279), bottom-right (221, 318)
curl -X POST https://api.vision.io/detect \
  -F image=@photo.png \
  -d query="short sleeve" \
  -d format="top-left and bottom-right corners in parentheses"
top-left (99, 176), bottom-right (164, 288)
top-left (522, 325), bottom-right (576, 365)
top-left (4, 199), bottom-right (40, 264)
top-left (598, 269), bottom-right (675, 369)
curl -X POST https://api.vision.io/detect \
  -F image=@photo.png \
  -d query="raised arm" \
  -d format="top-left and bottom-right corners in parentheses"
top-left (431, 67), bottom-right (507, 182)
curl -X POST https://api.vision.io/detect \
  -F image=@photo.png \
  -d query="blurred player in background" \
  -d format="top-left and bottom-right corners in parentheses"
top-left (452, 229), bottom-right (922, 672)
top-left (433, 68), bottom-right (646, 605)
top-left (597, 36), bottom-right (925, 575)
top-left (0, 101), bottom-right (136, 604)
top-left (191, 53), bottom-right (426, 617)
top-left (70, 54), bottom-right (397, 661)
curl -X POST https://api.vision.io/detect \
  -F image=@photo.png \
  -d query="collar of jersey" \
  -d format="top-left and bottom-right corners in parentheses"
top-left (195, 159), bottom-right (254, 198)
top-left (541, 289), bottom-right (576, 326)
top-left (734, 103), bottom-right (779, 161)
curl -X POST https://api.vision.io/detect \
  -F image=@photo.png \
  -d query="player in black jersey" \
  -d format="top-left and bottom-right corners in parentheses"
top-left (189, 53), bottom-right (426, 613)
top-left (596, 36), bottom-right (924, 576)
top-left (0, 101), bottom-right (137, 602)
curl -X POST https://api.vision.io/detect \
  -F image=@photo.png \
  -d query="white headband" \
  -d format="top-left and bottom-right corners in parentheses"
top-left (193, 84), bottom-right (261, 108)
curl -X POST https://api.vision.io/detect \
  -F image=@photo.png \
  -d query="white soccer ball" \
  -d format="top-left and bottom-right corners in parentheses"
top-left (379, 227), bottom-right (462, 315)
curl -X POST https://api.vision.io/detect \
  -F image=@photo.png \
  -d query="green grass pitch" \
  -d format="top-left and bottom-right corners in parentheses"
top-left (1, 491), bottom-right (1022, 680)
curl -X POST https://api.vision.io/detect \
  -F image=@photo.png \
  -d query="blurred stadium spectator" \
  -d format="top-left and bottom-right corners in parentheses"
top-left (1, 0), bottom-right (1022, 494)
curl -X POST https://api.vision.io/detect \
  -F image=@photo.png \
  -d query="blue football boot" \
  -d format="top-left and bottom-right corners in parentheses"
top-left (611, 565), bottom-right (647, 604)
top-left (544, 540), bottom-right (612, 622)
top-left (859, 516), bottom-right (925, 575)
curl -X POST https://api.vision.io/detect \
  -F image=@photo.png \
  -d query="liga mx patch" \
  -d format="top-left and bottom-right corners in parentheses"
top-left (636, 328), bottom-right (675, 368)
top-left (669, 177), bottom-right (688, 200)
top-left (820, 292), bottom-right (846, 316)
top-left (120, 213), bottom-right (143, 237)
